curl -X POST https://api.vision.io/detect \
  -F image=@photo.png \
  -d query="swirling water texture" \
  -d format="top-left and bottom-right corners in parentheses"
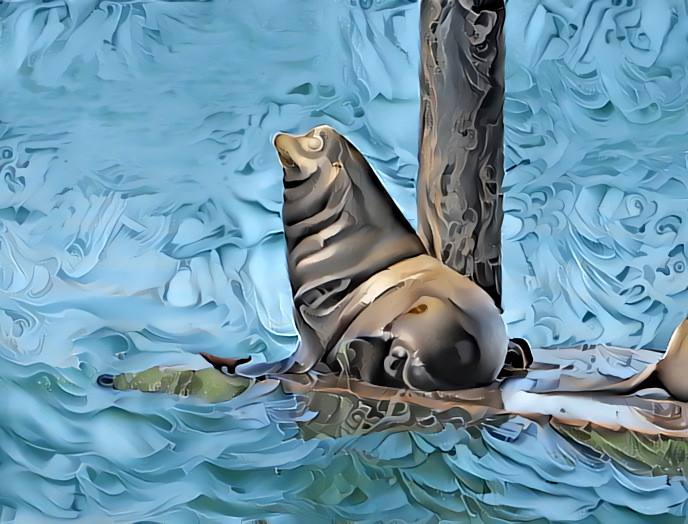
top-left (0, 0), bottom-right (687, 521)
top-left (502, 0), bottom-right (688, 350)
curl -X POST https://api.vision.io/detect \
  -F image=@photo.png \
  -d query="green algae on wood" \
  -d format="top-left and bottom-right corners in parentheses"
top-left (553, 421), bottom-right (688, 477)
top-left (112, 367), bottom-right (251, 403)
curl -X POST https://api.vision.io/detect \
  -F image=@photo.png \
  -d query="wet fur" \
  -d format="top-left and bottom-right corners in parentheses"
top-left (271, 127), bottom-right (509, 390)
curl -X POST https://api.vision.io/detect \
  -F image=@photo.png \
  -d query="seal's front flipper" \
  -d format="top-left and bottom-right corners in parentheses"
top-left (334, 337), bottom-right (396, 387)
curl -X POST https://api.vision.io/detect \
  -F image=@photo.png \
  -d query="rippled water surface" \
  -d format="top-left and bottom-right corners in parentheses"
top-left (1, 0), bottom-right (687, 521)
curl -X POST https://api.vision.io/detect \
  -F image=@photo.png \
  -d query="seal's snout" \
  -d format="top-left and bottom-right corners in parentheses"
top-left (274, 129), bottom-right (327, 170)
top-left (274, 134), bottom-right (297, 168)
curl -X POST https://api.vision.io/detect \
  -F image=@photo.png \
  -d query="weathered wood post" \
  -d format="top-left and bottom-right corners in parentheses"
top-left (417, 0), bottom-right (506, 309)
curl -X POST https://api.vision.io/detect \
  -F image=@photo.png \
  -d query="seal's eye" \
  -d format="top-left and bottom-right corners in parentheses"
top-left (305, 136), bottom-right (323, 151)
top-left (406, 304), bottom-right (428, 315)
top-left (332, 161), bottom-right (343, 170)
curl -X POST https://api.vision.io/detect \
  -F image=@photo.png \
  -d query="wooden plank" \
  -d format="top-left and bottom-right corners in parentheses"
top-left (417, 0), bottom-right (506, 308)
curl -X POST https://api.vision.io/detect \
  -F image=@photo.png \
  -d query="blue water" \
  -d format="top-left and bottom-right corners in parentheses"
top-left (0, 0), bottom-right (687, 521)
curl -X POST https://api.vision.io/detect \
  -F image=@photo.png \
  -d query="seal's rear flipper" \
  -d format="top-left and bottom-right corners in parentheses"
top-left (498, 338), bottom-right (533, 378)
top-left (507, 338), bottom-right (533, 368)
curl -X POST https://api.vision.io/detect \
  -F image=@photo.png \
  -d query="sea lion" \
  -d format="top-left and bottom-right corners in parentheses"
top-left (204, 125), bottom-right (509, 390)
top-left (547, 318), bottom-right (688, 402)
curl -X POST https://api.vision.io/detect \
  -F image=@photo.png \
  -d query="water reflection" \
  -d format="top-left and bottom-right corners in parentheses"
top-left (280, 374), bottom-right (508, 441)
top-left (3, 354), bottom-right (688, 521)
top-left (104, 365), bottom-right (688, 521)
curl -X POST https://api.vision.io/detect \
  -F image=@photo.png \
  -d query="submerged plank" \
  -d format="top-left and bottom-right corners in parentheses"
top-left (112, 367), bottom-right (252, 403)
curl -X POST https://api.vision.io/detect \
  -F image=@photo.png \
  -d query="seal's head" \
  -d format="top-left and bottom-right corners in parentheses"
top-left (274, 126), bottom-right (342, 183)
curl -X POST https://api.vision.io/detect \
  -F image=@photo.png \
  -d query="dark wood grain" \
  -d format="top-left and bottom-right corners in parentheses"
top-left (417, 0), bottom-right (506, 308)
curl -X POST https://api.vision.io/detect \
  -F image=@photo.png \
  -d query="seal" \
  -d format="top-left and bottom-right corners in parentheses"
top-left (204, 125), bottom-right (509, 390)
top-left (571, 318), bottom-right (688, 402)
